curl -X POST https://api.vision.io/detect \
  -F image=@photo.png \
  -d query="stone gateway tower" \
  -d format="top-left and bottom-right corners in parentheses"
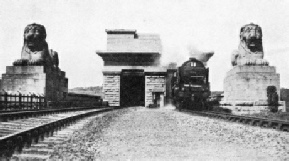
top-left (97, 29), bottom-right (167, 107)
top-left (222, 23), bottom-right (285, 114)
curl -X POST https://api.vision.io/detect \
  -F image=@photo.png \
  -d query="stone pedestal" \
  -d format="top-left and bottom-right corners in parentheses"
top-left (1, 66), bottom-right (68, 101)
top-left (224, 66), bottom-right (280, 102)
top-left (222, 66), bottom-right (285, 114)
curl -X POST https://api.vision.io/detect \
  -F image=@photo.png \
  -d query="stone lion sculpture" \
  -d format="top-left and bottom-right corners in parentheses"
top-left (231, 23), bottom-right (269, 66)
top-left (13, 23), bottom-right (59, 68)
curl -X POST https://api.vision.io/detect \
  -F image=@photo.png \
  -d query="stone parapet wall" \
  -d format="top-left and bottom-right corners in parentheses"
top-left (220, 101), bottom-right (286, 115)
top-left (103, 75), bottom-right (120, 106)
top-left (145, 76), bottom-right (166, 107)
top-left (224, 66), bottom-right (280, 102)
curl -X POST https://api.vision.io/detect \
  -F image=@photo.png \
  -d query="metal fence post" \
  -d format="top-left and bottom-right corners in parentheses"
top-left (30, 94), bottom-right (33, 109)
top-left (19, 92), bottom-right (22, 110)
top-left (4, 92), bottom-right (8, 110)
top-left (0, 93), bottom-right (3, 111)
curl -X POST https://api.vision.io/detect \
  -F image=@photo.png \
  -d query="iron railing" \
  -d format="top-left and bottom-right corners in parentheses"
top-left (0, 92), bottom-right (45, 111)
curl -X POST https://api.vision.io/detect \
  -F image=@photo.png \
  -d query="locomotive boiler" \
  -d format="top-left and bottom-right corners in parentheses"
top-left (172, 57), bottom-right (210, 110)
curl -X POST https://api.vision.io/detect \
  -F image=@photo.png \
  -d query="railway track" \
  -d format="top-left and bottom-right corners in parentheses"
top-left (0, 107), bottom-right (112, 158)
top-left (181, 109), bottom-right (289, 132)
top-left (0, 107), bottom-right (100, 121)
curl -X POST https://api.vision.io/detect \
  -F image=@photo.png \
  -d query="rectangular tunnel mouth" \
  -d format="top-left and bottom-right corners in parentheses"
top-left (120, 69), bottom-right (145, 107)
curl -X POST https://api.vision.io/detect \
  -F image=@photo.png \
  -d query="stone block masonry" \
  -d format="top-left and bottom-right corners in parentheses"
top-left (222, 65), bottom-right (286, 115)
top-left (145, 76), bottom-right (166, 107)
top-left (1, 66), bottom-right (68, 101)
top-left (98, 29), bottom-right (164, 107)
top-left (103, 75), bottom-right (120, 106)
top-left (224, 66), bottom-right (280, 102)
top-left (106, 30), bottom-right (162, 53)
top-left (2, 66), bottom-right (46, 94)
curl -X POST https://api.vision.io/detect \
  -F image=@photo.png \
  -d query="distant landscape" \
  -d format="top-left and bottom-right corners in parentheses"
top-left (69, 86), bottom-right (103, 97)
top-left (69, 87), bottom-right (289, 109)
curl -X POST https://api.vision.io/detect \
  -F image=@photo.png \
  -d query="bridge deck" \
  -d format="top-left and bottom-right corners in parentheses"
top-left (49, 106), bottom-right (289, 160)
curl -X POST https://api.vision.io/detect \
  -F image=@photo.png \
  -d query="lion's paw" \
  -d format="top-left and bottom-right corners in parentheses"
top-left (256, 59), bottom-right (269, 66)
top-left (27, 59), bottom-right (44, 66)
top-left (13, 59), bottom-right (28, 66)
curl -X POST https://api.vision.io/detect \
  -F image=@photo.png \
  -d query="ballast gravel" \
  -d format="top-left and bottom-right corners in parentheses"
top-left (50, 107), bottom-right (289, 160)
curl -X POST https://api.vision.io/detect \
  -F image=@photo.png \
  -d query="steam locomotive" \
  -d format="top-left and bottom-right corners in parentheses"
top-left (172, 57), bottom-right (210, 110)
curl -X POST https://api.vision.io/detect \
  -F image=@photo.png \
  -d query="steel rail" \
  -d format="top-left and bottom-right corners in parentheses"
top-left (0, 107), bottom-right (113, 157)
top-left (181, 109), bottom-right (289, 132)
top-left (0, 106), bottom-right (103, 121)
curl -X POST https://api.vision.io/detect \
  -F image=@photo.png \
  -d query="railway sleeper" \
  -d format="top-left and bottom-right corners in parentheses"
top-left (269, 122), bottom-right (281, 130)
top-left (236, 118), bottom-right (243, 123)
top-left (187, 110), bottom-right (289, 133)
top-left (249, 120), bottom-right (261, 126)
top-left (216, 115), bottom-right (223, 119)
top-left (231, 117), bottom-right (238, 122)
top-left (0, 108), bottom-right (113, 157)
top-left (241, 119), bottom-right (251, 124)
top-left (260, 121), bottom-right (270, 128)
top-left (2, 129), bottom-right (55, 156)
top-left (0, 135), bottom-right (24, 157)
top-left (0, 118), bottom-right (74, 157)
top-left (280, 124), bottom-right (289, 132)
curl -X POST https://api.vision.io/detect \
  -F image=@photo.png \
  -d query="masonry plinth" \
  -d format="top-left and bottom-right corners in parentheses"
top-left (1, 66), bottom-right (68, 101)
top-left (222, 66), bottom-right (285, 114)
top-left (224, 66), bottom-right (280, 102)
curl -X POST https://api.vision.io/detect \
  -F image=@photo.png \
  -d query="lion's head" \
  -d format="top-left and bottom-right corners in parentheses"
top-left (14, 23), bottom-right (54, 66)
top-left (240, 23), bottom-right (263, 53)
top-left (23, 23), bottom-right (47, 52)
top-left (231, 23), bottom-right (268, 66)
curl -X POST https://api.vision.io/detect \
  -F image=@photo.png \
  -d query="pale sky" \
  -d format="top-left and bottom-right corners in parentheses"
top-left (0, 0), bottom-right (288, 91)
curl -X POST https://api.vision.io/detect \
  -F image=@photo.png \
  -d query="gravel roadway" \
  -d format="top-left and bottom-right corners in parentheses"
top-left (50, 106), bottom-right (289, 161)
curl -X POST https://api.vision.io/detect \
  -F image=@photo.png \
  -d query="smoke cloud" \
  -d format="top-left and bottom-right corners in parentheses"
top-left (187, 45), bottom-right (214, 66)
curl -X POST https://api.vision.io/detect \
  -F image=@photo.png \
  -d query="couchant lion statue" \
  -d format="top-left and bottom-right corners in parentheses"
top-left (231, 23), bottom-right (269, 66)
top-left (13, 23), bottom-right (59, 68)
